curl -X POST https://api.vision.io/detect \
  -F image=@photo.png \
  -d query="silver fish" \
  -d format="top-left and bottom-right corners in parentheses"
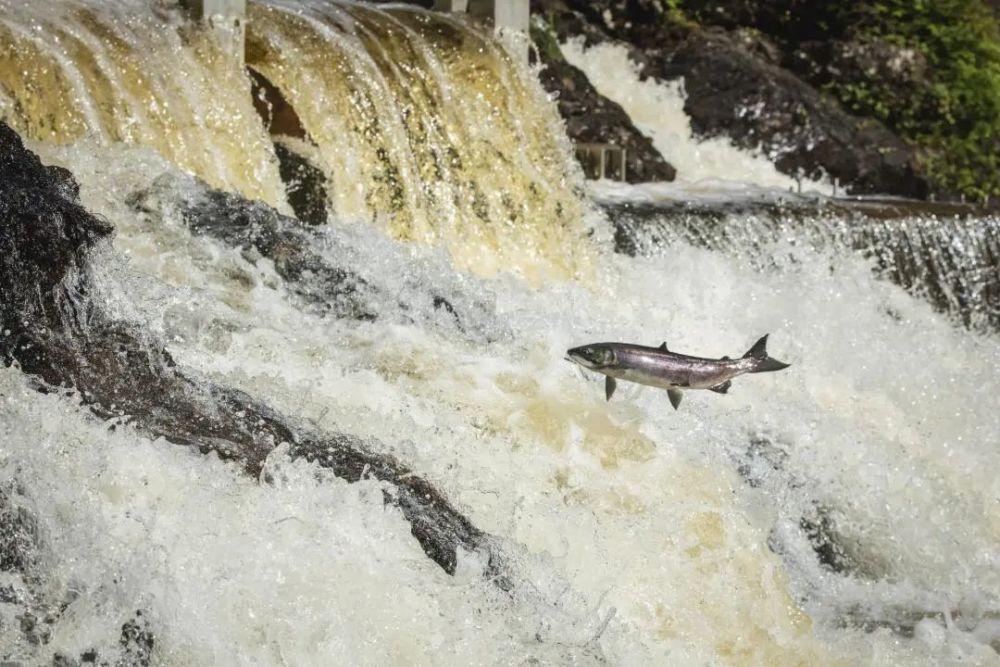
top-left (566, 335), bottom-right (790, 409)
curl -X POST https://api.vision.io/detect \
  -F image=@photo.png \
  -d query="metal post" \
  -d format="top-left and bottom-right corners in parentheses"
top-left (433, 0), bottom-right (470, 11)
top-left (436, 0), bottom-right (530, 61)
top-left (574, 143), bottom-right (626, 181)
top-left (181, 0), bottom-right (246, 64)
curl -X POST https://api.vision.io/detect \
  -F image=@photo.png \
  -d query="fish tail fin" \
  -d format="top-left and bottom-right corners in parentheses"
top-left (743, 334), bottom-right (791, 373)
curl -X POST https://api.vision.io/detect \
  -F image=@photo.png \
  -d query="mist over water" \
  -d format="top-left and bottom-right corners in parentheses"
top-left (2, 2), bottom-right (1000, 666)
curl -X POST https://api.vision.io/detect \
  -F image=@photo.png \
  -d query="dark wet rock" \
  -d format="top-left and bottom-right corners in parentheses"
top-left (790, 37), bottom-right (930, 96)
top-left (1, 481), bottom-right (153, 666)
top-left (248, 68), bottom-right (332, 225)
top-left (534, 1), bottom-right (931, 197)
top-left (0, 121), bottom-right (509, 582)
top-left (533, 40), bottom-right (676, 183)
top-left (641, 28), bottom-right (929, 197)
top-left (248, 68), bottom-right (307, 141)
top-left (117, 613), bottom-right (153, 667)
top-left (733, 434), bottom-right (789, 489)
top-left (19, 612), bottom-right (49, 646)
top-left (728, 432), bottom-right (867, 577)
top-left (533, 0), bottom-right (679, 47)
top-left (531, 2), bottom-right (677, 182)
top-left (0, 486), bottom-right (37, 576)
top-left (127, 173), bottom-right (379, 322)
top-left (273, 141), bottom-right (330, 227)
top-left (126, 171), bottom-right (502, 341)
top-left (0, 584), bottom-right (21, 604)
top-left (797, 507), bottom-right (854, 575)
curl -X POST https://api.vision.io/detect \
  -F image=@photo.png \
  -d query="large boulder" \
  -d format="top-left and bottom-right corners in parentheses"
top-left (534, 0), bottom-right (932, 197)
top-left (650, 28), bottom-right (929, 197)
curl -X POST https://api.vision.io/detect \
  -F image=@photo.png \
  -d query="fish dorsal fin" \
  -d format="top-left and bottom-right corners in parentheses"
top-left (667, 388), bottom-right (683, 410)
top-left (721, 356), bottom-right (730, 360)
top-left (658, 342), bottom-right (668, 351)
top-left (743, 334), bottom-right (769, 360)
top-left (605, 376), bottom-right (617, 401)
top-left (709, 380), bottom-right (731, 394)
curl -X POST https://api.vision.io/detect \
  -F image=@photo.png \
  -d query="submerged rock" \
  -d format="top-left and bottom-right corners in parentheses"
top-left (0, 484), bottom-right (37, 577)
top-left (0, 121), bottom-right (508, 582)
top-left (127, 170), bottom-right (503, 340)
top-left (1, 484), bottom-right (151, 666)
top-left (273, 140), bottom-right (331, 227)
top-left (127, 172), bottom-right (380, 322)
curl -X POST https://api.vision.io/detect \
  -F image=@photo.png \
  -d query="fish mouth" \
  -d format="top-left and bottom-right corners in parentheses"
top-left (566, 345), bottom-right (609, 370)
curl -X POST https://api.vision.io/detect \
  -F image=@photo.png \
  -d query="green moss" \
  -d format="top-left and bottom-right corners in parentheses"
top-left (662, 0), bottom-right (698, 29)
top-left (529, 13), bottom-right (565, 63)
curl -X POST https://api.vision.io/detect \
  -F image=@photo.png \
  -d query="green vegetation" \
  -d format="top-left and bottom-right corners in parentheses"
top-left (529, 13), bottom-right (565, 63)
top-left (679, 0), bottom-right (1000, 198)
top-left (831, 0), bottom-right (1000, 198)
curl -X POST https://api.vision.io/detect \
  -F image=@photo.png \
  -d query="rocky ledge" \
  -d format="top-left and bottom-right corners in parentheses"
top-left (532, 21), bottom-right (677, 183)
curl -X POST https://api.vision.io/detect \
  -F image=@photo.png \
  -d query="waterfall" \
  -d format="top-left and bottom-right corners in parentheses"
top-left (0, 0), bottom-right (595, 282)
top-left (1, 1), bottom-right (998, 665)
top-left (246, 1), bottom-right (593, 281)
top-left (0, 0), bottom-right (287, 205)
top-left (609, 198), bottom-right (1000, 331)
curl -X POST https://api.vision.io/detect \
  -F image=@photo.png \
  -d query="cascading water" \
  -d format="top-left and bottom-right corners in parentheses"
top-left (0, 0), bottom-right (287, 205)
top-left (243, 1), bottom-right (592, 282)
top-left (561, 38), bottom-right (832, 194)
top-left (605, 194), bottom-right (1000, 332)
top-left (0, 0), bottom-right (594, 282)
top-left (2, 2), bottom-right (999, 666)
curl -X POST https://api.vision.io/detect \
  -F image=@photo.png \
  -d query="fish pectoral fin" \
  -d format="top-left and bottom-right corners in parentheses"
top-left (708, 380), bottom-right (732, 394)
top-left (658, 341), bottom-right (668, 351)
top-left (667, 388), bottom-right (683, 410)
top-left (605, 376), bottom-right (617, 401)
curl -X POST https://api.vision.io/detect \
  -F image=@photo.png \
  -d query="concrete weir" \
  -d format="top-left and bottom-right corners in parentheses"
top-left (181, 1), bottom-right (530, 62)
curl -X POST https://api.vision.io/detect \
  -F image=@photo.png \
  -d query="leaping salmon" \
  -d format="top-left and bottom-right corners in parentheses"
top-left (566, 335), bottom-right (791, 409)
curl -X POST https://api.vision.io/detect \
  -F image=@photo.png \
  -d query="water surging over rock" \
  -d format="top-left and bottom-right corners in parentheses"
top-left (0, 119), bottom-right (511, 590)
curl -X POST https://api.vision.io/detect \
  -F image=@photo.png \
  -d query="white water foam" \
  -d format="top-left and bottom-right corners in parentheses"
top-left (2, 140), bottom-right (995, 665)
top-left (560, 38), bottom-right (832, 195)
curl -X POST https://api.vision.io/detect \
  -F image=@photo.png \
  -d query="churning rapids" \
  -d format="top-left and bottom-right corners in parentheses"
top-left (1, 1), bottom-right (1000, 665)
